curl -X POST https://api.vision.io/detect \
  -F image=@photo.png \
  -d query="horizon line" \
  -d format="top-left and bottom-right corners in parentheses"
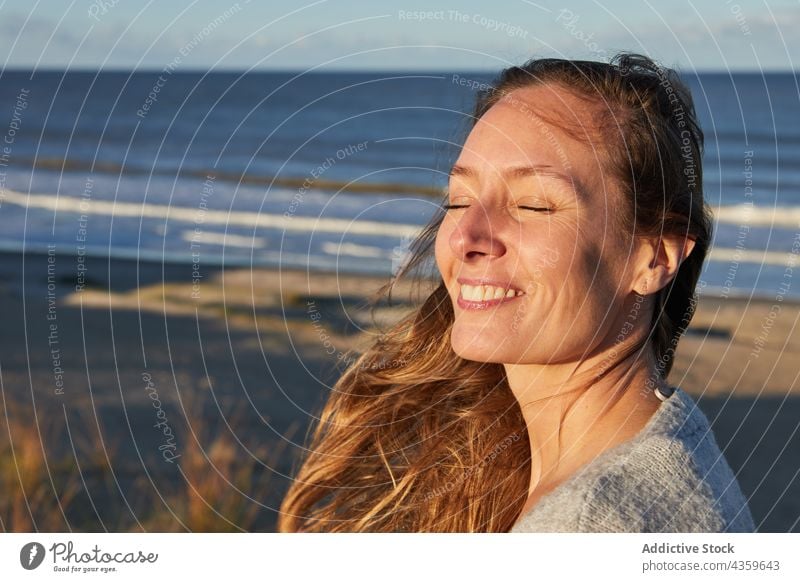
top-left (1, 66), bottom-right (797, 75)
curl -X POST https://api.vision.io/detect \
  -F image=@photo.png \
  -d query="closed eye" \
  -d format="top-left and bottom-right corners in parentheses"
top-left (443, 204), bottom-right (554, 212)
top-left (518, 206), bottom-right (553, 212)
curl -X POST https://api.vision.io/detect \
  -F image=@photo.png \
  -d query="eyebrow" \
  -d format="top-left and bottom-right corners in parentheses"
top-left (450, 164), bottom-right (586, 200)
top-left (448, 164), bottom-right (586, 201)
top-left (449, 164), bottom-right (577, 186)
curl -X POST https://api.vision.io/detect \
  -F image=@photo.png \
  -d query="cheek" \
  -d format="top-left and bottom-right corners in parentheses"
top-left (519, 231), bottom-right (610, 324)
top-left (558, 240), bottom-right (626, 324)
top-left (515, 230), bottom-right (569, 286)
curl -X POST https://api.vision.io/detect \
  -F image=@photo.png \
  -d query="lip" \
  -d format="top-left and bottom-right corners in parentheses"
top-left (455, 277), bottom-right (526, 311)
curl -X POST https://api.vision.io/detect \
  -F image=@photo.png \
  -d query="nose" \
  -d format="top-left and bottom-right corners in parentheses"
top-left (448, 202), bottom-right (507, 261)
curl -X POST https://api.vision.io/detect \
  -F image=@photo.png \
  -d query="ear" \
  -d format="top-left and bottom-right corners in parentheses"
top-left (633, 235), bottom-right (696, 296)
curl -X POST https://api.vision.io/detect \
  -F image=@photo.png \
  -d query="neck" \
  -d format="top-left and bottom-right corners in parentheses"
top-left (504, 339), bottom-right (668, 504)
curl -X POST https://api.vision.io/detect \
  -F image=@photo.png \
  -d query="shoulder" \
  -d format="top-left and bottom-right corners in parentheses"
top-left (511, 388), bottom-right (755, 533)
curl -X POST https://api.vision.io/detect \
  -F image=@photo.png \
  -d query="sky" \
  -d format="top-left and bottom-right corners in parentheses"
top-left (0, 0), bottom-right (798, 72)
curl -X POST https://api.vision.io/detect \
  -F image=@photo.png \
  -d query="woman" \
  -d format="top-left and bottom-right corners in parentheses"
top-left (278, 53), bottom-right (755, 533)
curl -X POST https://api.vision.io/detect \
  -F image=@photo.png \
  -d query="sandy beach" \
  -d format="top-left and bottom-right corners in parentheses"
top-left (0, 249), bottom-right (797, 532)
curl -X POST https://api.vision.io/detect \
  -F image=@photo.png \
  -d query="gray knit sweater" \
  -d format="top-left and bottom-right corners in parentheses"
top-left (510, 387), bottom-right (755, 532)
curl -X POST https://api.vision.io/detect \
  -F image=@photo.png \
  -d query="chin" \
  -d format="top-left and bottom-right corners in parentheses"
top-left (450, 333), bottom-right (516, 363)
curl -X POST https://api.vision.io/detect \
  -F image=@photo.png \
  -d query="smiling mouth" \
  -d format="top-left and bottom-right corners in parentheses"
top-left (457, 283), bottom-right (526, 310)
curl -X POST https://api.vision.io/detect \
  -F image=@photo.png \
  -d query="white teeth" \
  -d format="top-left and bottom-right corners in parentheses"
top-left (459, 283), bottom-right (524, 302)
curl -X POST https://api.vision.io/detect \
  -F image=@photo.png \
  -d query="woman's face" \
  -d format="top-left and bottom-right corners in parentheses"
top-left (434, 83), bottom-right (648, 365)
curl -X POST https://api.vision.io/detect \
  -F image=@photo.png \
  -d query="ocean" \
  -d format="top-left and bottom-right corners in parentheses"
top-left (0, 70), bottom-right (798, 299)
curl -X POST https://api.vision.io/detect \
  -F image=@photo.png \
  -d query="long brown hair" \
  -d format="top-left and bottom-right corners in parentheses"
top-left (277, 53), bottom-right (712, 532)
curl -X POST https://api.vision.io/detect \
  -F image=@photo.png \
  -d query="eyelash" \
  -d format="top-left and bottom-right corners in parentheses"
top-left (442, 204), bottom-right (553, 213)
